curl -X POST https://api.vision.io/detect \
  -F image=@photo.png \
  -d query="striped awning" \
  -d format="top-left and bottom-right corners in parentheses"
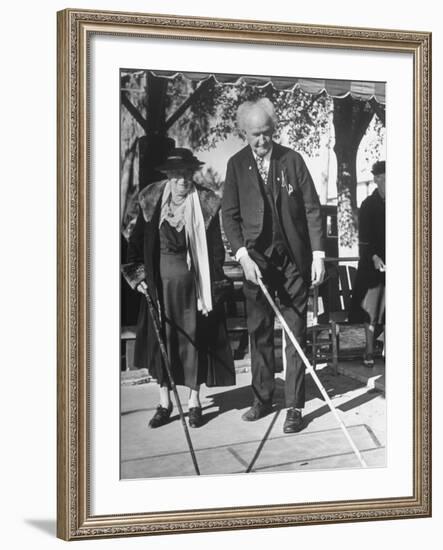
top-left (148, 70), bottom-right (386, 104)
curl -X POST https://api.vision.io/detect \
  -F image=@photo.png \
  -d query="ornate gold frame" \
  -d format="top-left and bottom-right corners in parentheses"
top-left (57, 8), bottom-right (431, 540)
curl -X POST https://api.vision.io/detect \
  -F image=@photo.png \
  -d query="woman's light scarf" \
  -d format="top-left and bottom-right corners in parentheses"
top-left (160, 181), bottom-right (212, 315)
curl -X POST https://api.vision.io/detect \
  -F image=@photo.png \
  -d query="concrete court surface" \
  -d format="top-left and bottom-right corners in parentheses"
top-left (120, 361), bottom-right (386, 479)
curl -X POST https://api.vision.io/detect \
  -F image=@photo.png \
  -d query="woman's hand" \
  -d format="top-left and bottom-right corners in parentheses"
top-left (136, 280), bottom-right (148, 295)
top-left (372, 255), bottom-right (386, 272)
top-left (239, 254), bottom-right (262, 285)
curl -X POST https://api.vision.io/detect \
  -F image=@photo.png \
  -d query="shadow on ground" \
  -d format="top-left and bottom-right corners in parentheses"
top-left (203, 365), bottom-right (381, 427)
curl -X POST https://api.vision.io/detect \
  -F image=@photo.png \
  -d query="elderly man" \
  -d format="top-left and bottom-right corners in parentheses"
top-left (222, 98), bottom-right (325, 433)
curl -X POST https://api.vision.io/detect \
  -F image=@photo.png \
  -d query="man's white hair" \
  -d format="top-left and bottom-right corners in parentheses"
top-left (236, 98), bottom-right (277, 132)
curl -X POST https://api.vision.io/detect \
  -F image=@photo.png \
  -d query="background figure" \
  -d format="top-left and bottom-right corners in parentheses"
top-left (350, 160), bottom-right (386, 366)
top-left (122, 148), bottom-right (235, 429)
top-left (222, 98), bottom-right (325, 433)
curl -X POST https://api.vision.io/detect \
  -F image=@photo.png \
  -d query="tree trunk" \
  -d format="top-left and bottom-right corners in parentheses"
top-left (333, 96), bottom-right (375, 257)
top-left (138, 73), bottom-right (174, 189)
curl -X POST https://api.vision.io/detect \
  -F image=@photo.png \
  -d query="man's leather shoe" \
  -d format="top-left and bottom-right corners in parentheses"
top-left (148, 404), bottom-right (172, 428)
top-left (188, 406), bottom-right (203, 428)
top-left (283, 408), bottom-right (304, 433)
top-left (241, 401), bottom-right (273, 421)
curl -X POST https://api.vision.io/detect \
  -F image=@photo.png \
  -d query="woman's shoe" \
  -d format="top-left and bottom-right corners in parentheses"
top-left (148, 404), bottom-right (172, 428)
top-left (363, 353), bottom-right (375, 367)
top-left (188, 406), bottom-right (203, 428)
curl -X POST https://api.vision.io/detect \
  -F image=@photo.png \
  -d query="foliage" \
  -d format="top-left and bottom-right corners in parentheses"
top-left (337, 187), bottom-right (358, 250)
top-left (360, 114), bottom-right (386, 166)
top-left (166, 77), bottom-right (333, 157)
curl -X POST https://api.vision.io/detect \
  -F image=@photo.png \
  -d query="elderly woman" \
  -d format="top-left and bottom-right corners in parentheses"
top-left (122, 148), bottom-right (235, 428)
top-left (350, 160), bottom-right (386, 366)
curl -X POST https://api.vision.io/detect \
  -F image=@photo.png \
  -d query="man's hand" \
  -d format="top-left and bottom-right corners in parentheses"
top-left (311, 256), bottom-right (325, 287)
top-left (136, 280), bottom-right (148, 295)
top-left (372, 255), bottom-right (386, 272)
top-left (239, 254), bottom-right (262, 285)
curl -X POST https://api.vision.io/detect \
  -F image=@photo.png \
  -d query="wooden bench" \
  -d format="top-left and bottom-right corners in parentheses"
top-left (307, 257), bottom-right (369, 373)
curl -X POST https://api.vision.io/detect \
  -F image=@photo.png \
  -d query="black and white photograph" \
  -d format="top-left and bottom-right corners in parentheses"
top-left (120, 68), bottom-right (386, 479)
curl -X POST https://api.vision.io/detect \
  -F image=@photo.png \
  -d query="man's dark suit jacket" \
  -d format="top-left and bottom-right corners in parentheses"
top-left (222, 142), bottom-right (324, 280)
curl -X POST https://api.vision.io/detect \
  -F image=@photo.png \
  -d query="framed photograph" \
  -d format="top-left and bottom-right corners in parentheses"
top-left (57, 8), bottom-right (431, 540)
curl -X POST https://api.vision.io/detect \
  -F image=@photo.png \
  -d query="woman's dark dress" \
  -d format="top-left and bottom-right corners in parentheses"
top-left (159, 221), bottom-right (201, 390)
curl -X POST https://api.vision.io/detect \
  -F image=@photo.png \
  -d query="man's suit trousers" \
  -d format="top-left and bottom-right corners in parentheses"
top-left (243, 247), bottom-right (309, 408)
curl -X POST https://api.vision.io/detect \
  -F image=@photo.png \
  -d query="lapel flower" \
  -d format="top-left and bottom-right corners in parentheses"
top-left (281, 170), bottom-right (294, 195)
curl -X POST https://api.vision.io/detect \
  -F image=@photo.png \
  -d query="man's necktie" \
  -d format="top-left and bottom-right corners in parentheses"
top-left (256, 155), bottom-right (268, 183)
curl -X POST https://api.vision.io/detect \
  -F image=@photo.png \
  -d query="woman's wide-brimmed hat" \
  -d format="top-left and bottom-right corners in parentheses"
top-left (371, 160), bottom-right (386, 175)
top-left (156, 147), bottom-right (205, 171)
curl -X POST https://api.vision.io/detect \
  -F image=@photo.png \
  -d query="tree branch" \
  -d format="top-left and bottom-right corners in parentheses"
top-left (165, 78), bottom-right (214, 130)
